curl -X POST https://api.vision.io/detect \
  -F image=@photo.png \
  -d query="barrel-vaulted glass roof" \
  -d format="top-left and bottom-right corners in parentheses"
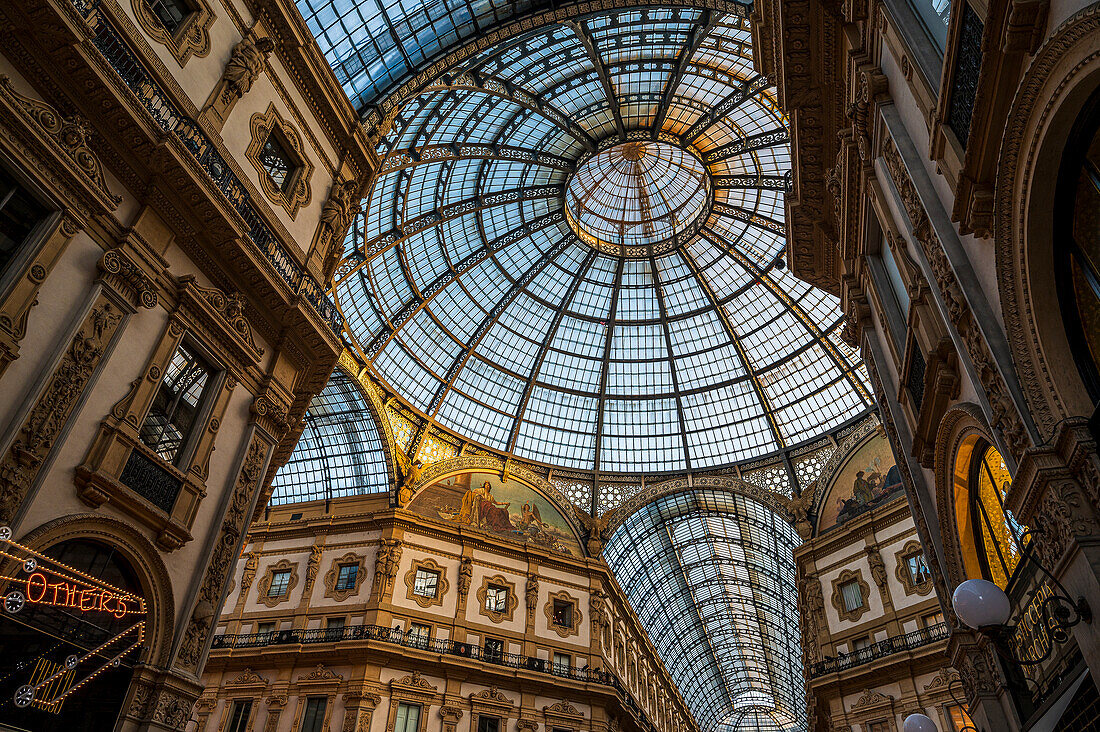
top-left (605, 490), bottom-right (803, 732)
top-left (330, 5), bottom-right (873, 474)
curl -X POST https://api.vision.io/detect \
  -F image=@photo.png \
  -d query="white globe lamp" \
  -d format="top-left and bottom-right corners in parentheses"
top-left (953, 578), bottom-right (1011, 629)
top-left (902, 713), bottom-right (938, 732)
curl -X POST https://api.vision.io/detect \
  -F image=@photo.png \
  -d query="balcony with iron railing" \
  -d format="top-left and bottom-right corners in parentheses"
top-left (63, 0), bottom-right (342, 334)
top-left (809, 622), bottom-right (950, 678)
top-left (211, 624), bottom-right (660, 732)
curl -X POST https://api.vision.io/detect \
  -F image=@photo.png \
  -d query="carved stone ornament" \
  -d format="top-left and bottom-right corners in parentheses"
top-left (98, 250), bottom-right (158, 308)
top-left (404, 557), bottom-right (449, 609)
top-left (241, 552), bottom-right (258, 591)
top-left (131, 0), bottom-right (214, 66)
top-left (299, 663), bottom-right (343, 682)
top-left (0, 298), bottom-right (123, 523)
top-left (866, 547), bottom-right (890, 601)
top-left (373, 538), bottom-right (402, 597)
top-left (175, 433), bottom-right (271, 671)
top-left (228, 668), bottom-right (267, 686)
top-left (516, 718), bottom-right (539, 732)
top-left (923, 668), bottom-right (961, 692)
top-left (323, 552), bottom-right (368, 601)
top-left (250, 394), bottom-right (289, 441)
top-left (393, 670), bottom-right (436, 691)
top-left (471, 687), bottom-right (511, 704)
top-left (246, 104), bottom-right (314, 219)
top-left (0, 76), bottom-right (120, 208)
top-left (319, 180), bottom-right (362, 280)
top-left (221, 34), bottom-right (275, 102)
top-left (543, 589), bottom-right (582, 638)
top-left (179, 277), bottom-right (264, 360)
top-left (457, 556), bottom-right (473, 601)
top-left (525, 573), bottom-right (539, 617)
top-left (476, 574), bottom-right (518, 623)
top-left (305, 544), bottom-right (323, 592)
top-left (830, 569), bottom-right (872, 623)
top-left (850, 688), bottom-right (894, 710)
top-left (543, 701), bottom-right (581, 717)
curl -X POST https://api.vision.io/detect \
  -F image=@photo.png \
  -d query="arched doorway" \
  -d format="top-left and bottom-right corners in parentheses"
top-left (1054, 84), bottom-right (1100, 439)
top-left (0, 539), bottom-right (147, 731)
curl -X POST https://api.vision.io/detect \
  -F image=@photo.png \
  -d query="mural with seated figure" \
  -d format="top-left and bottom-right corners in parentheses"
top-left (408, 471), bottom-right (584, 556)
top-left (816, 432), bottom-right (904, 533)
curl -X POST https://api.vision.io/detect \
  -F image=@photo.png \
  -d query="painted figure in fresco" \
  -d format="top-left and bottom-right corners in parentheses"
top-left (477, 482), bottom-right (515, 531)
top-left (852, 470), bottom-right (875, 504)
top-left (519, 501), bottom-right (547, 533)
top-left (456, 481), bottom-right (487, 526)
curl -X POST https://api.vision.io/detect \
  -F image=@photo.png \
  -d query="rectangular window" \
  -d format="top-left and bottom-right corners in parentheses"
top-left (553, 652), bottom-right (571, 674)
top-left (227, 699), bottom-right (252, 732)
top-left (477, 716), bottom-right (500, 732)
top-left (144, 0), bottom-right (192, 34)
top-left (260, 132), bottom-right (297, 192)
top-left (866, 722), bottom-right (890, 732)
top-left (412, 568), bottom-right (440, 598)
top-left (484, 584), bottom-right (508, 613)
top-left (840, 581), bottom-right (863, 612)
top-left (268, 570), bottom-right (291, 598)
top-left (0, 165), bottom-right (50, 282)
top-left (851, 636), bottom-right (871, 651)
top-left (483, 637), bottom-right (504, 662)
top-left (923, 612), bottom-right (945, 628)
top-left (335, 564), bottom-right (358, 591)
top-left (552, 599), bottom-right (573, 627)
top-left (256, 621), bottom-right (275, 637)
top-left (139, 342), bottom-right (217, 465)
top-left (300, 697), bottom-right (327, 732)
top-left (408, 622), bottom-right (430, 649)
top-left (906, 553), bottom-right (932, 584)
top-left (395, 703), bottom-right (421, 732)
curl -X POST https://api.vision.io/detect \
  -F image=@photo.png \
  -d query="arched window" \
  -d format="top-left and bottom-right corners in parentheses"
top-left (954, 439), bottom-right (1023, 589)
top-left (1055, 86), bottom-right (1100, 424)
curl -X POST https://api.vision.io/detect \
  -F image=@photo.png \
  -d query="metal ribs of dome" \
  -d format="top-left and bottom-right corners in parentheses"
top-left (330, 8), bottom-right (873, 476)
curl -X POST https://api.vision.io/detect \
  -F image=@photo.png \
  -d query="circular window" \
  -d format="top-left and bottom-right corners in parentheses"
top-left (565, 141), bottom-right (711, 257)
top-left (953, 438), bottom-right (1023, 589)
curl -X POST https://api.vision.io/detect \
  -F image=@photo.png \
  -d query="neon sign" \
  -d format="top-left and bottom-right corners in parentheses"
top-left (23, 573), bottom-right (139, 618)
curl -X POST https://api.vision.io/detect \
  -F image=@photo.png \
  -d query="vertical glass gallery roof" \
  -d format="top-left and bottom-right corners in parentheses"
top-left (606, 490), bottom-right (803, 732)
top-left (318, 1), bottom-right (874, 475)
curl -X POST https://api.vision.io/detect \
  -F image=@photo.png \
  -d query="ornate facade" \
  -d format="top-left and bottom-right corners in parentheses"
top-left (757, 0), bottom-right (1100, 723)
top-left (0, 0), bottom-right (372, 725)
top-left (198, 489), bottom-right (696, 732)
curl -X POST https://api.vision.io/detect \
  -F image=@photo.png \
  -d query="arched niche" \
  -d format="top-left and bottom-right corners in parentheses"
top-left (813, 428), bottom-right (904, 536)
top-left (407, 457), bottom-right (585, 557)
top-left (995, 3), bottom-right (1100, 437)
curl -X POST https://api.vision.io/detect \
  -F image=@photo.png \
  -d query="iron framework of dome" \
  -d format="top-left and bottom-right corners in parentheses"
top-left (323, 4), bottom-right (875, 477)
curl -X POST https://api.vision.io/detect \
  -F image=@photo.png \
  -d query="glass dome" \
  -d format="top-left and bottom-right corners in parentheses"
top-left (566, 141), bottom-right (711, 256)
top-left (329, 8), bottom-right (873, 475)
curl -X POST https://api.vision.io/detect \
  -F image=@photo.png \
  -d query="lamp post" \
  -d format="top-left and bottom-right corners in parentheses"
top-left (950, 532), bottom-right (1091, 667)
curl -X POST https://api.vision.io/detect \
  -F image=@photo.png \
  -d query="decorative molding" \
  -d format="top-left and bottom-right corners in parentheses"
top-left (0, 75), bottom-right (120, 208)
top-left (98, 250), bottom-right (158, 309)
top-left (373, 538), bottom-right (401, 598)
top-left (203, 32), bottom-right (274, 126)
top-left (256, 558), bottom-right (299, 608)
top-left (175, 432), bottom-right (271, 671)
top-left (131, 0), bottom-right (214, 66)
top-left (0, 297), bottom-right (123, 523)
top-left (894, 540), bottom-right (934, 596)
top-left (866, 546), bottom-right (890, 603)
top-left (403, 557), bottom-right (448, 608)
top-left (850, 688), bottom-right (894, 710)
top-left (392, 670), bottom-right (437, 692)
top-left (227, 668), bottom-right (267, 686)
top-left (830, 568), bottom-right (871, 623)
top-left (178, 276), bottom-right (264, 362)
top-left (323, 551), bottom-right (368, 601)
top-left (316, 180), bottom-right (362, 281)
top-left (476, 574), bottom-right (518, 623)
top-left (246, 103), bottom-right (313, 219)
top-left (543, 589), bottom-right (582, 638)
top-left (543, 701), bottom-right (582, 718)
top-left (470, 687), bottom-right (511, 704)
top-left (298, 663), bottom-right (343, 683)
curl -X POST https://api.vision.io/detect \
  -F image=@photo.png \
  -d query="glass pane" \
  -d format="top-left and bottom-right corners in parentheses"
top-left (300, 697), bottom-right (326, 732)
top-left (144, 0), bottom-right (190, 34)
top-left (841, 581), bottom-right (863, 611)
top-left (976, 445), bottom-right (1022, 588)
top-left (139, 342), bottom-right (215, 464)
top-left (228, 700), bottom-right (252, 732)
top-left (0, 166), bottom-right (49, 280)
top-left (260, 134), bottom-right (295, 191)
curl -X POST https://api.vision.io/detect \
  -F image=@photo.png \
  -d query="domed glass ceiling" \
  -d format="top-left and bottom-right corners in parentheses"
top-left (328, 6), bottom-right (873, 474)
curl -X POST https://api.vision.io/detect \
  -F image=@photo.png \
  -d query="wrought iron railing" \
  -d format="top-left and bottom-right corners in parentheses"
top-left (66, 0), bottom-right (342, 334)
top-left (212, 624), bottom-right (659, 731)
top-left (118, 449), bottom-right (182, 513)
top-left (809, 622), bottom-right (950, 677)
